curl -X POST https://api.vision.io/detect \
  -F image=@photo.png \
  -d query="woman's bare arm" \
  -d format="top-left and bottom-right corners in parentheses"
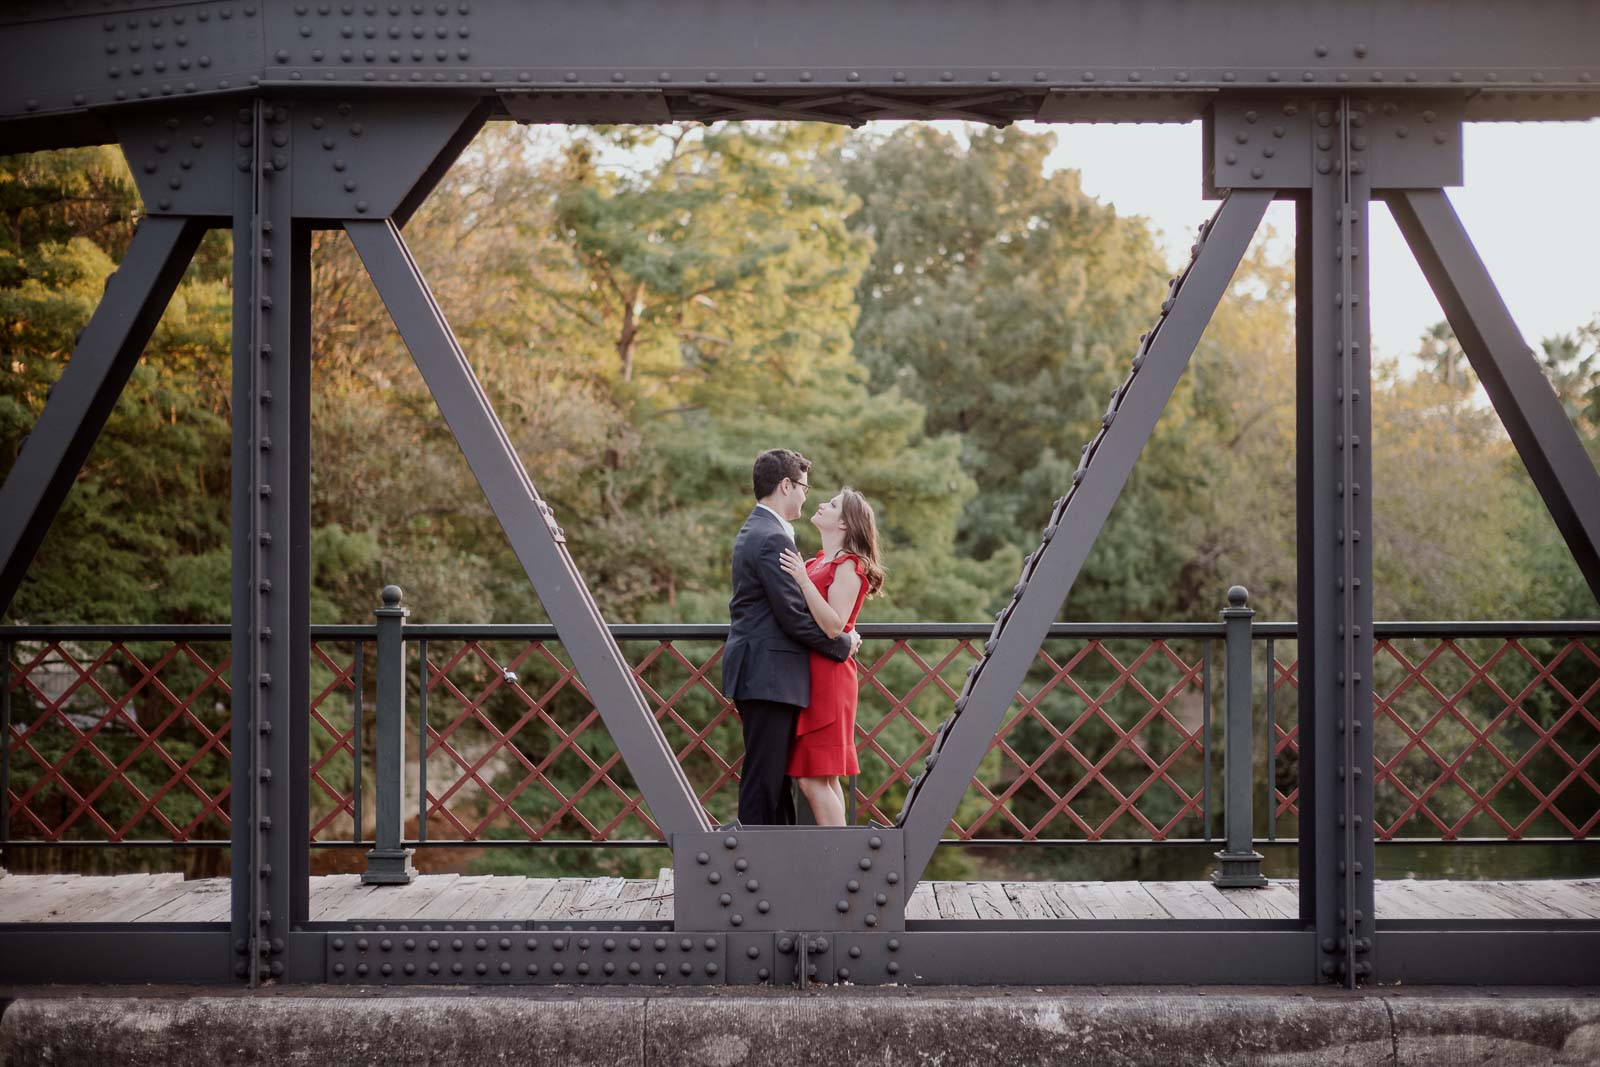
top-left (779, 549), bottom-right (846, 638)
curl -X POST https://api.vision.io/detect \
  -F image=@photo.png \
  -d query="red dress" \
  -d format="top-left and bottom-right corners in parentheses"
top-left (787, 552), bottom-right (869, 778)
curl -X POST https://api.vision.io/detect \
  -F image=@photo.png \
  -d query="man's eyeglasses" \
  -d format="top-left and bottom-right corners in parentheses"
top-left (789, 478), bottom-right (810, 493)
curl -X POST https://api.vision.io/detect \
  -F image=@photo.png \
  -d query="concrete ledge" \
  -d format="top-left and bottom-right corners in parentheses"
top-left (2, 989), bottom-right (1599, 1066)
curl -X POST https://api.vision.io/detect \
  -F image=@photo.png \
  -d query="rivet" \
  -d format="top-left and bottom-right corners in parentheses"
top-left (836, 899), bottom-right (850, 912)
top-left (757, 900), bottom-right (770, 913)
top-left (859, 858), bottom-right (872, 870)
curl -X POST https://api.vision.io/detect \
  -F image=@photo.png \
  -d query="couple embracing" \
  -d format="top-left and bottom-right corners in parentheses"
top-left (721, 449), bottom-right (886, 827)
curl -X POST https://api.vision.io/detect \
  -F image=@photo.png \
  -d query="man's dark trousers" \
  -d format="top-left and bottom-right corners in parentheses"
top-left (736, 698), bottom-right (799, 825)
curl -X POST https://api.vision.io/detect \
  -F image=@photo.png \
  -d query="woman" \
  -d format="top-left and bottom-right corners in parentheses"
top-left (777, 487), bottom-right (886, 826)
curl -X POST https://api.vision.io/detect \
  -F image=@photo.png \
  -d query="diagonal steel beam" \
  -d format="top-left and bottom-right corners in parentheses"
top-left (0, 215), bottom-right (205, 617)
top-left (1385, 189), bottom-right (1600, 603)
top-left (896, 189), bottom-right (1272, 888)
top-left (343, 217), bottom-right (711, 838)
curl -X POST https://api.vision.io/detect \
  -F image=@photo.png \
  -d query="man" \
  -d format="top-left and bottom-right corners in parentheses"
top-left (723, 448), bottom-right (861, 825)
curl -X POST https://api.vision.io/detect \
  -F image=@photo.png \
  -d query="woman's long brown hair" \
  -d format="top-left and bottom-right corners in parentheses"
top-left (836, 487), bottom-right (886, 597)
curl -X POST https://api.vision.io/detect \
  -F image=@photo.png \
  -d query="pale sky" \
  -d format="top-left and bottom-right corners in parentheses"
top-left (1039, 120), bottom-right (1600, 363)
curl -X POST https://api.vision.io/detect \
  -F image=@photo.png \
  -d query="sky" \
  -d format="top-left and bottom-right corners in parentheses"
top-left (1039, 119), bottom-right (1600, 363)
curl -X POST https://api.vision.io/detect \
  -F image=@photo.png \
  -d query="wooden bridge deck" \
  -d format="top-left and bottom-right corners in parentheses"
top-left (2, 873), bottom-right (1598, 924)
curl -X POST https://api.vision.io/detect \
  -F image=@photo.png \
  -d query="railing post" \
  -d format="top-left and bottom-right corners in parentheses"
top-left (1213, 585), bottom-right (1266, 888)
top-left (364, 585), bottom-right (416, 885)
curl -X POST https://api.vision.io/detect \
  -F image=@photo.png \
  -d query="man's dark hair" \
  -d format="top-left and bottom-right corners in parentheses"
top-left (752, 449), bottom-right (811, 500)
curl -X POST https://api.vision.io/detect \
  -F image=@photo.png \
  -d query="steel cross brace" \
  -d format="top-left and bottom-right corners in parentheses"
top-left (0, 216), bottom-right (204, 617)
top-left (344, 217), bottom-right (711, 839)
top-left (894, 187), bottom-right (1272, 888)
top-left (1385, 189), bottom-right (1600, 602)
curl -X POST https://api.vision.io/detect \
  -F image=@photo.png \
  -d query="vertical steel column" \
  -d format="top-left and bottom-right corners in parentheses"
top-left (364, 586), bottom-right (416, 883)
top-left (228, 101), bottom-right (297, 987)
top-left (1296, 97), bottom-right (1376, 987)
top-left (1213, 586), bottom-right (1265, 887)
top-left (288, 215), bottom-right (313, 924)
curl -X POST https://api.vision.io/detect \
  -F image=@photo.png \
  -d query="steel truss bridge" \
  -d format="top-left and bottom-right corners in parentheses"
top-left (1, 0), bottom-right (1599, 991)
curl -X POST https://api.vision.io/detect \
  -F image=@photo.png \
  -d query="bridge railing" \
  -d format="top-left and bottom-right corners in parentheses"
top-left (2, 594), bottom-right (1597, 872)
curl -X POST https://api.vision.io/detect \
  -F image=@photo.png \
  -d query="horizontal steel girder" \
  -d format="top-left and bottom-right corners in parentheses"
top-left (4, 1), bottom-right (1600, 153)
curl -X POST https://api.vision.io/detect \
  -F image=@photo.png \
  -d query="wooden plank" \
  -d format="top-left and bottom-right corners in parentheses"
top-left (307, 874), bottom-right (367, 921)
top-left (0, 875), bottom-right (83, 922)
top-left (931, 881), bottom-right (979, 920)
top-left (497, 877), bottom-right (560, 921)
top-left (404, 874), bottom-right (496, 921)
top-left (1514, 880), bottom-right (1600, 920)
top-left (1101, 881), bottom-right (1168, 920)
top-left (15, 876), bottom-right (139, 923)
top-left (1259, 880), bottom-right (1303, 920)
top-left (596, 880), bottom-right (657, 921)
top-left (531, 878), bottom-right (592, 920)
top-left (453, 876), bottom-right (531, 921)
top-left (94, 876), bottom-right (201, 923)
top-left (968, 881), bottom-right (1016, 920)
top-left (60, 874), bottom-right (160, 923)
top-left (647, 867), bottom-right (674, 920)
top-left (1374, 879), bottom-right (1435, 920)
top-left (571, 877), bottom-right (625, 916)
top-left (1429, 881), bottom-right (1524, 920)
top-left (905, 884), bottom-right (937, 920)
top-left (308, 874), bottom-right (360, 912)
top-left (1215, 884), bottom-right (1293, 920)
top-left (1001, 882), bottom-right (1058, 920)
top-left (1141, 881), bottom-right (1243, 921)
top-left (138, 879), bottom-right (230, 923)
top-left (1039, 882), bottom-right (1099, 920)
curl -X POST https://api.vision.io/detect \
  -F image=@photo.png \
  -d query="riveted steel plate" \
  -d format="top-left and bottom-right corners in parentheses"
top-left (323, 923), bottom-right (725, 985)
top-left (114, 103), bottom-right (239, 217)
top-left (672, 828), bottom-right (907, 934)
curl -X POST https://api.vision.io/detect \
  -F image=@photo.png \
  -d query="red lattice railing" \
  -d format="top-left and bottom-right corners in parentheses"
top-left (1266, 633), bottom-right (1600, 841)
top-left (6, 625), bottom-right (1597, 847)
top-left (410, 631), bottom-right (1213, 844)
top-left (2, 637), bottom-right (234, 842)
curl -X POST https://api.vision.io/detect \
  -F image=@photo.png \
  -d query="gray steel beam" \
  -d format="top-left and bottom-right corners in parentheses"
top-left (1379, 929), bottom-right (1600, 985)
top-left (0, 216), bottom-right (204, 618)
top-left (3, 1), bottom-right (1600, 152)
top-left (1296, 99), bottom-right (1376, 988)
top-left (228, 101), bottom-right (301, 987)
top-left (1385, 189), bottom-right (1600, 603)
top-left (0, 929), bottom-right (235, 984)
top-left (896, 188), bottom-right (1272, 889)
top-left (343, 217), bottom-right (711, 838)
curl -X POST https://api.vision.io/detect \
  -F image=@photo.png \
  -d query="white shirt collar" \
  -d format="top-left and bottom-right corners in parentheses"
top-left (754, 502), bottom-right (795, 541)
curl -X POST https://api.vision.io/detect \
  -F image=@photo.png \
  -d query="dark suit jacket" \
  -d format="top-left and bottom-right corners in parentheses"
top-left (722, 506), bottom-right (853, 707)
